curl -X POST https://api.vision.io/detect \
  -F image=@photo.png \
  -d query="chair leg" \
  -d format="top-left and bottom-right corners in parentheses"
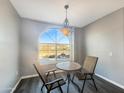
top-left (91, 75), bottom-right (97, 91)
top-left (59, 86), bottom-right (63, 93)
top-left (53, 71), bottom-right (57, 79)
top-left (81, 75), bottom-right (87, 93)
top-left (46, 72), bottom-right (50, 77)
top-left (41, 85), bottom-right (44, 92)
top-left (72, 74), bottom-right (75, 81)
top-left (47, 90), bottom-right (50, 93)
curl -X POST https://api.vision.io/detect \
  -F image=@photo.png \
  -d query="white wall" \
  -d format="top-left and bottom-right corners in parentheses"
top-left (82, 8), bottom-right (124, 87)
top-left (0, 0), bottom-right (21, 93)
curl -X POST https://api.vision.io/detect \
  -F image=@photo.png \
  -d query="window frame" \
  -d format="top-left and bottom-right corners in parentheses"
top-left (38, 27), bottom-right (74, 63)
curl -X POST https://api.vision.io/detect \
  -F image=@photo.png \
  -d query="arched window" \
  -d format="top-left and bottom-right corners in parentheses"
top-left (39, 28), bottom-right (71, 62)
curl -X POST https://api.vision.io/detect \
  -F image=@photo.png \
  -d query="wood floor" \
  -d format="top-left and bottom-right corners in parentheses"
top-left (14, 73), bottom-right (124, 93)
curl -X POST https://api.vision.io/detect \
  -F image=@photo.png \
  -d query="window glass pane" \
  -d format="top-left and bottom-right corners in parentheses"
top-left (39, 44), bottom-right (56, 51)
top-left (39, 50), bottom-right (56, 60)
top-left (39, 30), bottom-right (56, 43)
top-left (57, 30), bottom-right (69, 44)
top-left (57, 51), bottom-right (70, 61)
top-left (57, 44), bottom-right (70, 51)
top-left (58, 37), bottom-right (70, 44)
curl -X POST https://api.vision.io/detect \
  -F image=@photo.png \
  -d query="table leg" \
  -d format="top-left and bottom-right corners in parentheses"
top-left (71, 79), bottom-right (80, 92)
top-left (66, 72), bottom-right (81, 93)
top-left (67, 73), bottom-right (71, 93)
top-left (65, 75), bottom-right (68, 81)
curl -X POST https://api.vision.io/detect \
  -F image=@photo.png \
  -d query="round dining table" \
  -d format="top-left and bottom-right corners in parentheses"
top-left (56, 62), bottom-right (81, 93)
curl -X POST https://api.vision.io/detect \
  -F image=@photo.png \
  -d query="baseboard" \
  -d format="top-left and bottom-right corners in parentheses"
top-left (20, 70), bottom-right (64, 79)
top-left (95, 74), bottom-right (124, 90)
top-left (10, 78), bottom-right (22, 93)
top-left (21, 74), bottom-right (38, 79)
top-left (10, 74), bottom-right (38, 93)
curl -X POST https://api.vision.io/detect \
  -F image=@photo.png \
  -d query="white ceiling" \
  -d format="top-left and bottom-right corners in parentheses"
top-left (10, 0), bottom-right (124, 27)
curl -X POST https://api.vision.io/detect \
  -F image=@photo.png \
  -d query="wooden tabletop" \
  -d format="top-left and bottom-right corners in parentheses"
top-left (56, 62), bottom-right (81, 71)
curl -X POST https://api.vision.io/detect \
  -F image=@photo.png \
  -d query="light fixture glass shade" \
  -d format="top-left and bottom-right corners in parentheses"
top-left (61, 5), bottom-right (71, 36)
top-left (61, 27), bottom-right (70, 36)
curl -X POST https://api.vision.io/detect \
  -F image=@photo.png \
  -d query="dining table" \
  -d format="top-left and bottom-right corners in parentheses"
top-left (56, 62), bottom-right (81, 93)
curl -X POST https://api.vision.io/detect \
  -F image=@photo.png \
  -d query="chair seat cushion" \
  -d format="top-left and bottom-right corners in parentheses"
top-left (76, 72), bottom-right (86, 80)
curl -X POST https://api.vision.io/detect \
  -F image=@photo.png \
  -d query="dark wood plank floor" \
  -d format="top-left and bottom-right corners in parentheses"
top-left (14, 73), bottom-right (124, 93)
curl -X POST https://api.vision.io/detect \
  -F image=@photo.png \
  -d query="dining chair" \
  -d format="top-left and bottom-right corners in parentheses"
top-left (72, 56), bottom-right (98, 93)
top-left (33, 64), bottom-right (66, 93)
top-left (37, 62), bottom-right (58, 78)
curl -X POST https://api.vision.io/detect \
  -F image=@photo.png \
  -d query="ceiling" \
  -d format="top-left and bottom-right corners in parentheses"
top-left (10, 0), bottom-right (124, 27)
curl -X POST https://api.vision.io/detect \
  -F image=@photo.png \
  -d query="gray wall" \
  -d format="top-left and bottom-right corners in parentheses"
top-left (82, 8), bottom-right (124, 86)
top-left (20, 19), bottom-right (55, 76)
top-left (0, 0), bottom-right (21, 93)
top-left (20, 18), bottom-right (81, 76)
top-left (74, 28), bottom-right (86, 64)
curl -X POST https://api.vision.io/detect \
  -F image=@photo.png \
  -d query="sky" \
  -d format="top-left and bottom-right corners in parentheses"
top-left (39, 28), bottom-right (69, 44)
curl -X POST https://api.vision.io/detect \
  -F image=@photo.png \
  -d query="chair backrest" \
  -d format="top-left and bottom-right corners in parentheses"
top-left (82, 56), bottom-right (98, 74)
top-left (33, 64), bottom-right (46, 85)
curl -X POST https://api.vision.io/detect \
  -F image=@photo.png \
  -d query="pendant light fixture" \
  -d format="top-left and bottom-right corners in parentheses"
top-left (61, 5), bottom-right (70, 36)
